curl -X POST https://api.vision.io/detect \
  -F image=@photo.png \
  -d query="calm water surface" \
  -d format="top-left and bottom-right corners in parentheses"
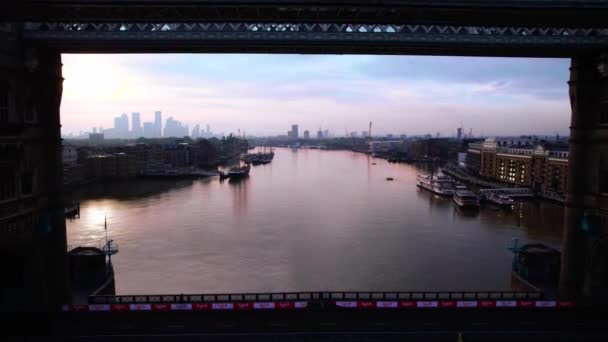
top-left (67, 148), bottom-right (564, 294)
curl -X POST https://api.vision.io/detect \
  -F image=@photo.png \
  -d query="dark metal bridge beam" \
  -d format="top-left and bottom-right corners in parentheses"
top-left (21, 22), bottom-right (608, 57)
top-left (15, 307), bottom-right (608, 340)
top-left (4, 1), bottom-right (608, 27)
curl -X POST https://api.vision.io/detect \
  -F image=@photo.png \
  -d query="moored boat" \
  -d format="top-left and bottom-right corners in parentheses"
top-left (416, 174), bottom-right (455, 196)
top-left (453, 187), bottom-right (480, 209)
top-left (243, 148), bottom-right (275, 165)
top-left (487, 193), bottom-right (514, 208)
top-left (228, 163), bottom-right (251, 178)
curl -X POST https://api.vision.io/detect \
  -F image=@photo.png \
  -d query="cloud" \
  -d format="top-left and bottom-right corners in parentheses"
top-left (60, 54), bottom-right (571, 137)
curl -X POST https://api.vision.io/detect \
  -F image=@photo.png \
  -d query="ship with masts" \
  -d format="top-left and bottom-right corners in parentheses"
top-left (242, 145), bottom-right (275, 165)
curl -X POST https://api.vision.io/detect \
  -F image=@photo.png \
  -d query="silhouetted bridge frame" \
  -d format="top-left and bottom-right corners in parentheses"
top-left (2, 0), bottom-right (608, 317)
top-left (6, 1), bottom-right (608, 56)
top-left (18, 21), bottom-right (608, 56)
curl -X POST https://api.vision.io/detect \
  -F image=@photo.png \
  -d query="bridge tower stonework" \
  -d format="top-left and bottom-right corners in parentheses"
top-left (0, 24), bottom-right (69, 310)
top-left (560, 54), bottom-right (608, 302)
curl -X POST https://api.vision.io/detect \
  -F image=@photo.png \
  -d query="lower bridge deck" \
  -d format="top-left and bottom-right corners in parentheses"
top-left (84, 291), bottom-right (544, 306)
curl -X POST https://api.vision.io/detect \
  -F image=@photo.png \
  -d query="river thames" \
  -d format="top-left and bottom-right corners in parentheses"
top-left (66, 147), bottom-right (564, 294)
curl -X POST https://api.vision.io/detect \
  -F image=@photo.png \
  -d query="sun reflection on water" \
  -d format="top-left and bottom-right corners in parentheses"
top-left (74, 201), bottom-right (117, 246)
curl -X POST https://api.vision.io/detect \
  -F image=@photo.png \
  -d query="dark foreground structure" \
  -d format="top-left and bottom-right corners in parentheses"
top-left (1, 0), bottom-right (608, 340)
top-left (6, 306), bottom-right (608, 341)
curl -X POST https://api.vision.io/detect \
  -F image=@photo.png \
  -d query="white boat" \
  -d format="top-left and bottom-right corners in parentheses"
top-left (416, 174), bottom-right (455, 196)
top-left (453, 188), bottom-right (480, 209)
top-left (487, 193), bottom-right (514, 208)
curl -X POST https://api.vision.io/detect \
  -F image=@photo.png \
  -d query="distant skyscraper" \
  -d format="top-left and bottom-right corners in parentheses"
top-left (317, 130), bottom-right (323, 139)
top-left (164, 117), bottom-right (189, 137)
top-left (323, 129), bottom-right (329, 138)
top-left (132, 112), bottom-right (141, 137)
top-left (143, 122), bottom-right (155, 138)
top-left (154, 111), bottom-right (162, 137)
top-left (113, 113), bottom-right (129, 138)
top-left (288, 124), bottom-right (299, 140)
top-left (192, 124), bottom-right (200, 138)
top-left (457, 127), bottom-right (463, 140)
top-left (361, 131), bottom-right (368, 137)
top-left (206, 124), bottom-right (211, 135)
top-left (122, 113), bottom-right (129, 131)
top-left (303, 130), bottom-right (310, 139)
top-left (349, 131), bottom-right (358, 137)
top-left (292, 124), bottom-right (299, 139)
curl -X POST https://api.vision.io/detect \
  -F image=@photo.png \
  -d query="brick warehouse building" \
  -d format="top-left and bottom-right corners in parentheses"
top-left (468, 137), bottom-right (569, 195)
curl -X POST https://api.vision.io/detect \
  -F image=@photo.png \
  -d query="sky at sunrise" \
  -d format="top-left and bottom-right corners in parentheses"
top-left (61, 54), bottom-right (571, 137)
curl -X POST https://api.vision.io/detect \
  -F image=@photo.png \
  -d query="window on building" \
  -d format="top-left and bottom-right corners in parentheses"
top-left (20, 172), bottom-right (33, 195)
top-left (0, 81), bottom-right (9, 123)
top-left (25, 102), bottom-right (36, 122)
top-left (1, 167), bottom-right (17, 201)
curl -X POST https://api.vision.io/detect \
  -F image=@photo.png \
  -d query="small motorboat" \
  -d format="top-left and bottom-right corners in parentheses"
top-left (487, 193), bottom-right (514, 208)
top-left (386, 177), bottom-right (394, 181)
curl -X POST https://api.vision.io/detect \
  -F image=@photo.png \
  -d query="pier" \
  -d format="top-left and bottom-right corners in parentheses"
top-left (443, 165), bottom-right (504, 189)
top-left (444, 165), bottom-right (558, 202)
top-left (479, 188), bottom-right (535, 199)
top-left (139, 167), bottom-right (219, 179)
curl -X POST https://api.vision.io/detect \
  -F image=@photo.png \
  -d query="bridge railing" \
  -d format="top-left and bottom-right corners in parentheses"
top-left (89, 291), bottom-right (541, 304)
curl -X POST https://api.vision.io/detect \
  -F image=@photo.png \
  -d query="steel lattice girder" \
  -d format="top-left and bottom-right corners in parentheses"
top-left (21, 21), bottom-right (608, 57)
top-left (3, 1), bottom-right (608, 27)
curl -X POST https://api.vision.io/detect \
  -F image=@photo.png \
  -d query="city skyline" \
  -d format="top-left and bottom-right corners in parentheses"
top-left (79, 110), bottom-right (216, 139)
top-left (61, 54), bottom-right (570, 137)
top-left (69, 115), bottom-right (555, 141)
